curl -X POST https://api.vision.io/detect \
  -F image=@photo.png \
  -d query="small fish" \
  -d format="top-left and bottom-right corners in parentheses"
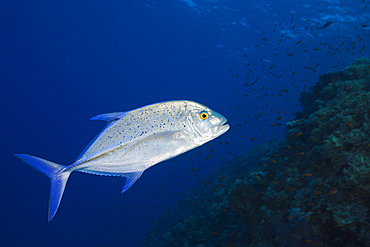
top-left (320, 21), bottom-right (333, 30)
top-left (15, 100), bottom-right (229, 221)
top-left (295, 132), bottom-right (303, 136)
top-left (329, 189), bottom-right (338, 195)
top-left (286, 144), bottom-right (292, 149)
top-left (303, 173), bottom-right (312, 176)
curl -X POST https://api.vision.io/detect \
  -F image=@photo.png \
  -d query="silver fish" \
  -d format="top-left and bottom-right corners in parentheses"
top-left (14, 100), bottom-right (229, 221)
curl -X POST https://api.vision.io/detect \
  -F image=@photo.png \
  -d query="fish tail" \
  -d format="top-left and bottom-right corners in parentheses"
top-left (14, 154), bottom-right (71, 222)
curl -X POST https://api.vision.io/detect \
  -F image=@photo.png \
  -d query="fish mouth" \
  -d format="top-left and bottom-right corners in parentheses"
top-left (212, 119), bottom-right (230, 135)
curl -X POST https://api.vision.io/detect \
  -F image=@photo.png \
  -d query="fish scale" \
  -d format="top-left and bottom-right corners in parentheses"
top-left (78, 101), bottom-right (184, 164)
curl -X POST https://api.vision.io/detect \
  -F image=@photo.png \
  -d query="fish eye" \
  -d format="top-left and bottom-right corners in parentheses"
top-left (199, 112), bottom-right (209, 120)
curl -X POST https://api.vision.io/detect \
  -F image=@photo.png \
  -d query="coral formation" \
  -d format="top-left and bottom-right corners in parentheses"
top-left (141, 57), bottom-right (370, 247)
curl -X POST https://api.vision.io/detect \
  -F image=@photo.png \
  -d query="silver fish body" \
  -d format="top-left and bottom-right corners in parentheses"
top-left (14, 100), bottom-right (229, 221)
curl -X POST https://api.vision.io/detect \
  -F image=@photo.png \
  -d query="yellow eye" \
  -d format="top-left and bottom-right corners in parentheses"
top-left (200, 112), bottom-right (209, 120)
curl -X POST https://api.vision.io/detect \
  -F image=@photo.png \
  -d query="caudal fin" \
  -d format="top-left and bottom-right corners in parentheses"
top-left (14, 154), bottom-right (71, 222)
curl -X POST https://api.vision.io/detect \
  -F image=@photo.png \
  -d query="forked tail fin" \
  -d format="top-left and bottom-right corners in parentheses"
top-left (14, 154), bottom-right (71, 222)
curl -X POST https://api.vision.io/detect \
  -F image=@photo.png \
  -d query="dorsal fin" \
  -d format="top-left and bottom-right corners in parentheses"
top-left (90, 112), bottom-right (128, 122)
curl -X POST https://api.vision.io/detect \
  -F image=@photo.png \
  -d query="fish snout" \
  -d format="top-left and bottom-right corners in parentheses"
top-left (211, 119), bottom-right (229, 135)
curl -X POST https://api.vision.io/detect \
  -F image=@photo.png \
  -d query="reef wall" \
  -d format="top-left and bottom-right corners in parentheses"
top-left (141, 57), bottom-right (370, 247)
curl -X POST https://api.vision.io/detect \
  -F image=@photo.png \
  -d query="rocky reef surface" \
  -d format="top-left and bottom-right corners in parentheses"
top-left (141, 57), bottom-right (370, 247)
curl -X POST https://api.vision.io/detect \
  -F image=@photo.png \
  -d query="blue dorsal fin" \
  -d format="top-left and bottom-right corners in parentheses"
top-left (90, 112), bottom-right (128, 122)
top-left (121, 171), bottom-right (143, 193)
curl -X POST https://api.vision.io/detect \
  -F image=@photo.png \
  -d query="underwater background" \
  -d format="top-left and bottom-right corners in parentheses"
top-left (1, 0), bottom-right (370, 246)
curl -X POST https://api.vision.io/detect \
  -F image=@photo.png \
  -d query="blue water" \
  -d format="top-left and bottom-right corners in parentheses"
top-left (1, 0), bottom-right (369, 246)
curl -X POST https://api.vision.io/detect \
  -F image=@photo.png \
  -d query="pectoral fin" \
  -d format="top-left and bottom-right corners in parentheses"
top-left (121, 171), bottom-right (143, 193)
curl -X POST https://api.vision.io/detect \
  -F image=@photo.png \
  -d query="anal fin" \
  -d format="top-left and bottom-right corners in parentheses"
top-left (121, 171), bottom-right (143, 193)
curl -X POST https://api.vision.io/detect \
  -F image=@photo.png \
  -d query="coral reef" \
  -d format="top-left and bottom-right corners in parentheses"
top-left (141, 57), bottom-right (370, 247)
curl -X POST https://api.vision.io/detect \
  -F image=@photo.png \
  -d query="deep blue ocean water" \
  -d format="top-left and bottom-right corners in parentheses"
top-left (1, 0), bottom-right (369, 246)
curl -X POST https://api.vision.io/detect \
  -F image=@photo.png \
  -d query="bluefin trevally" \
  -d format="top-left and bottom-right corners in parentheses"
top-left (14, 100), bottom-right (229, 221)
